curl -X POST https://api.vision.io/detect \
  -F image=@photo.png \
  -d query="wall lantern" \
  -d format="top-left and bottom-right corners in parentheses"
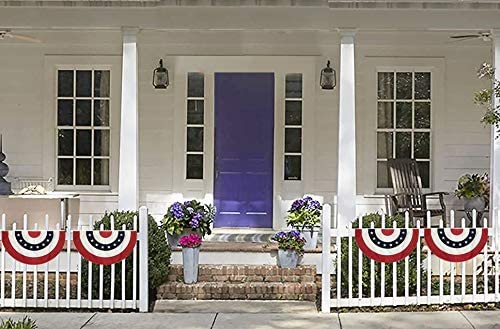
top-left (152, 59), bottom-right (169, 89)
top-left (320, 60), bottom-right (336, 90)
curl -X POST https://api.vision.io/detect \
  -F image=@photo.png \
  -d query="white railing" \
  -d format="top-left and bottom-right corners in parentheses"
top-left (0, 206), bottom-right (149, 312)
top-left (321, 206), bottom-right (499, 313)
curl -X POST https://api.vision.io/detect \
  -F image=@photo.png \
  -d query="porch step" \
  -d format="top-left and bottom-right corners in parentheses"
top-left (157, 265), bottom-right (318, 301)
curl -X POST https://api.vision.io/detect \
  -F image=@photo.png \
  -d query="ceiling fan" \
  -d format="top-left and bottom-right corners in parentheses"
top-left (450, 31), bottom-right (492, 42)
top-left (0, 30), bottom-right (41, 43)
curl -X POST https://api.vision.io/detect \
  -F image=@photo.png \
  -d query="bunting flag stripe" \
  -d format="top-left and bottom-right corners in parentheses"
top-left (355, 228), bottom-right (419, 263)
top-left (424, 228), bottom-right (488, 262)
top-left (1, 230), bottom-right (66, 265)
top-left (73, 230), bottom-right (137, 265)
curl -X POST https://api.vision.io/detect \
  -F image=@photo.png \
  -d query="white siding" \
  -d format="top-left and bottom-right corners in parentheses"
top-left (0, 28), bottom-right (492, 225)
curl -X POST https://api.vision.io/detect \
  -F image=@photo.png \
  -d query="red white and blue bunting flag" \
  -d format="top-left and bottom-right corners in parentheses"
top-left (73, 230), bottom-right (137, 265)
top-left (355, 228), bottom-right (419, 263)
top-left (424, 228), bottom-right (488, 262)
top-left (1, 230), bottom-right (66, 265)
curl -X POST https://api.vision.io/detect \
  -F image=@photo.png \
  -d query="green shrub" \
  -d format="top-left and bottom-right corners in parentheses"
top-left (82, 210), bottom-right (171, 303)
top-left (338, 213), bottom-right (427, 298)
top-left (0, 317), bottom-right (37, 329)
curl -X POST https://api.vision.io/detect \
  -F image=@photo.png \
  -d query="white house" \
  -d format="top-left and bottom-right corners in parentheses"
top-left (0, 0), bottom-right (499, 231)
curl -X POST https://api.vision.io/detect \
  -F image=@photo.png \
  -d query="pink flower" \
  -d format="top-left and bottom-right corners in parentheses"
top-left (178, 233), bottom-right (202, 248)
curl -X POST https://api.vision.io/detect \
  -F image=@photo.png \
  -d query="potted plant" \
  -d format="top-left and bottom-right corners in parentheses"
top-left (455, 173), bottom-right (490, 212)
top-left (271, 230), bottom-right (306, 269)
top-left (163, 200), bottom-right (215, 247)
top-left (178, 233), bottom-right (202, 284)
top-left (286, 196), bottom-right (322, 250)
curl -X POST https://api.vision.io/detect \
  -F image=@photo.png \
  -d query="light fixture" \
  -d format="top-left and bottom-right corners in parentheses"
top-left (153, 59), bottom-right (169, 89)
top-left (320, 60), bottom-right (336, 90)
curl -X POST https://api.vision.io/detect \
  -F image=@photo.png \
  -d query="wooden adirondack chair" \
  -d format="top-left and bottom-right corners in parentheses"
top-left (387, 158), bottom-right (448, 226)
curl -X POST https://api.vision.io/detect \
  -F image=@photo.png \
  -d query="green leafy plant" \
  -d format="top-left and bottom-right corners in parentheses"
top-left (162, 200), bottom-right (215, 237)
top-left (271, 230), bottom-right (306, 255)
top-left (82, 210), bottom-right (171, 305)
top-left (338, 213), bottom-right (427, 298)
top-left (285, 196), bottom-right (322, 231)
top-left (455, 173), bottom-right (490, 200)
top-left (474, 63), bottom-right (500, 129)
top-left (0, 317), bottom-right (37, 329)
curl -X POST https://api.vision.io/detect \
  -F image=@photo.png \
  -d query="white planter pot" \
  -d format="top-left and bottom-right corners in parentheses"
top-left (182, 247), bottom-right (200, 284)
top-left (464, 197), bottom-right (486, 212)
top-left (278, 249), bottom-right (299, 268)
top-left (299, 229), bottom-right (319, 250)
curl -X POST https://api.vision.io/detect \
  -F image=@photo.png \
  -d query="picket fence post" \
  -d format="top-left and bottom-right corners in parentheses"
top-left (321, 204), bottom-right (332, 313)
top-left (138, 206), bottom-right (149, 312)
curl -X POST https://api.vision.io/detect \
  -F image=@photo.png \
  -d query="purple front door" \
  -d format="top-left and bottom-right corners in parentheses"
top-left (214, 73), bottom-right (274, 228)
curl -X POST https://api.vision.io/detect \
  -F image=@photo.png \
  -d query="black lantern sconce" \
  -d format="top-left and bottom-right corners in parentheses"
top-left (153, 59), bottom-right (169, 89)
top-left (320, 60), bottom-right (336, 90)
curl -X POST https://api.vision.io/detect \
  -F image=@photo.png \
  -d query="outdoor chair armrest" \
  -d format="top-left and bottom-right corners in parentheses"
top-left (386, 192), bottom-right (412, 211)
top-left (422, 192), bottom-right (449, 211)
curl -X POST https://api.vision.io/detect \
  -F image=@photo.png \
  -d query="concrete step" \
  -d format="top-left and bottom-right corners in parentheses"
top-left (166, 265), bottom-right (316, 283)
top-left (156, 281), bottom-right (317, 301)
top-left (153, 300), bottom-right (318, 313)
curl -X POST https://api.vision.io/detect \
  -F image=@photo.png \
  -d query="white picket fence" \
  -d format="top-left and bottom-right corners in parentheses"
top-left (321, 205), bottom-right (500, 312)
top-left (0, 206), bottom-right (149, 312)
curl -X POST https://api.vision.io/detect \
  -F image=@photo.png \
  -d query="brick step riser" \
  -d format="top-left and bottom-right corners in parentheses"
top-left (166, 265), bottom-right (316, 283)
top-left (157, 282), bottom-right (317, 302)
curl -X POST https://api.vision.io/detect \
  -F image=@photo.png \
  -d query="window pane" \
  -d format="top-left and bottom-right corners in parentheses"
top-left (377, 72), bottom-right (394, 100)
top-left (377, 132), bottom-right (393, 159)
top-left (57, 100), bottom-right (73, 126)
top-left (285, 128), bottom-right (302, 153)
top-left (395, 132), bottom-right (411, 158)
top-left (76, 159), bottom-right (91, 185)
top-left (414, 72), bottom-right (431, 100)
top-left (415, 102), bottom-right (431, 129)
top-left (58, 159), bottom-right (73, 185)
top-left (284, 155), bottom-right (301, 180)
top-left (94, 130), bottom-right (110, 156)
top-left (58, 70), bottom-right (73, 97)
top-left (285, 101), bottom-right (302, 125)
top-left (187, 127), bottom-right (204, 152)
top-left (76, 100), bottom-right (91, 126)
top-left (76, 129), bottom-right (91, 156)
top-left (58, 129), bottom-right (73, 156)
top-left (418, 161), bottom-right (430, 188)
top-left (377, 102), bottom-right (393, 129)
top-left (76, 71), bottom-right (92, 97)
top-left (94, 100), bottom-right (110, 126)
top-left (187, 73), bottom-right (204, 98)
top-left (187, 100), bottom-right (204, 125)
top-left (285, 74), bottom-right (302, 98)
top-left (377, 161), bottom-right (392, 188)
top-left (186, 154), bottom-right (203, 179)
top-left (94, 70), bottom-right (110, 97)
top-left (414, 132), bottom-right (430, 159)
top-left (396, 102), bottom-right (412, 128)
top-left (94, 159), bottom-right (109, 185)
top-left (396, 72), bottom-right (412, 100)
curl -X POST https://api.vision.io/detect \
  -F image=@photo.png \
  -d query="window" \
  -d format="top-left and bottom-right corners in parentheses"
top-left (186, 72), bottom-right (204, 179)
top-left (284, 74), bottom-right (303, 180)
top-left (376, 71), bottom-right (431, 188)
top-left (56, 69), bottom-right (111, 187)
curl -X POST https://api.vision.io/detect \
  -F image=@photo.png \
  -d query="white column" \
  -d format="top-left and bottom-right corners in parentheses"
top-left (491, 32), bottom-right (500, 232)
top-left (336, 30), bottom-right (357, 231)
top-left (118, 28), bottom-right (139, 211)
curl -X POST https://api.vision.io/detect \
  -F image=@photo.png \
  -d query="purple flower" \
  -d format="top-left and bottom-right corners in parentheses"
top-left (183, 201), bottom-right (192, 206)
top-left (189, 212), bottom-right (203, 229)
top-left (170, 202), bottom-right (184, 219)
top-left (290, 230), bottom-right (301, 239)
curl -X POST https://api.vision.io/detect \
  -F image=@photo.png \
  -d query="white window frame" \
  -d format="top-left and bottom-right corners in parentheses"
top-left (55, 65), bottom-right (112, 191)
top-left (376, 68), bottom-right (432, 190)
top-left (185, 72), bottom-right (205, 181)
top-left (284, 73), bottom-right (303, 181)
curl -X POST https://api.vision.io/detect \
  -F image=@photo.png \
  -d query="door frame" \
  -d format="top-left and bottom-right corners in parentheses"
top-left (172, 56), bottom-right (316, 230)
